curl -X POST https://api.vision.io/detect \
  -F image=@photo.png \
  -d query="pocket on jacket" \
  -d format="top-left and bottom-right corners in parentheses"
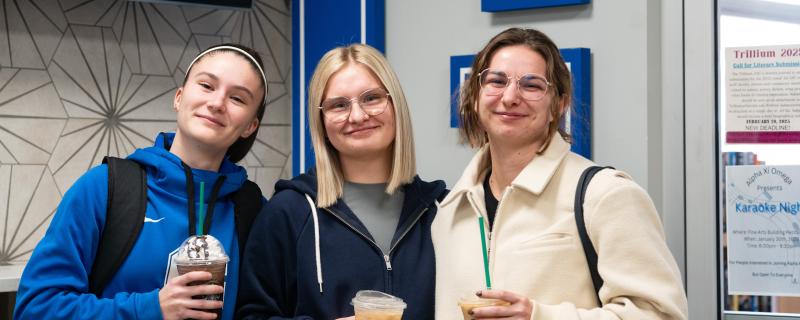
top-left (515, 232), bottom-right (575, 252)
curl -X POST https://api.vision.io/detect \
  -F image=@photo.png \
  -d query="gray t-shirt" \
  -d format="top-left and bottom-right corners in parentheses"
top-left (342, 182), bottom-right (404, 254)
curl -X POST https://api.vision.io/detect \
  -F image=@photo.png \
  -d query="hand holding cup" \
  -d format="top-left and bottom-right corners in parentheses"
top-left (170, 235), bottom-right (229, 319)
top-left (159, 271), bottom-right (224, 320)
top-left (465, 289), bottom-right (532, 320)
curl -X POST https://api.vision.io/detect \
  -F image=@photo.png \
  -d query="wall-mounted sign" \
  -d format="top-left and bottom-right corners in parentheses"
top-left (481, 0), bottom-right (589, 12)
top-left (449, 48), bottom-right (592, 159)
top-left (449, 55), bottom-right (474, 128)
top-left (726, 165), bottom-right (800, 296)
top-left (561, 48), bottom-right (591, 159)
top-left (725, 44), bottom-right (800, 144)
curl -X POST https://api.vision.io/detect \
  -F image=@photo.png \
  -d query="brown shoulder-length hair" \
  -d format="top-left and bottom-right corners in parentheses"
top-left (459, 27), bottom-right (572, 152)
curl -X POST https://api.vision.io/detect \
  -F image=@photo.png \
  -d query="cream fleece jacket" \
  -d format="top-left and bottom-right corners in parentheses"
top-left (432, 136), bottom-right (688, 319)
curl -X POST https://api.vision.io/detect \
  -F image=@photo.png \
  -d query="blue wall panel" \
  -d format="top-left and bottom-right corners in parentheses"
top-left (449, 55), bottom-right (475, 128)
top-left (560, 48), bottom-right (592, 159)
top-left (292, 0), bottom-right (386, 175)
top-left (481, 0), bottom-right (589, 12)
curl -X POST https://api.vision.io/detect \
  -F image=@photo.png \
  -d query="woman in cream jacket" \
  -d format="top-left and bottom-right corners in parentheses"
top-left (431, 27), bottom-right (689, 320)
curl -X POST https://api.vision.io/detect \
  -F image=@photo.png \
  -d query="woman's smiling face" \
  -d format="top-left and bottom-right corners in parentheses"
top-left (173, 51), bottom-right (263, 153)
top-left (322, 63), bottom-right (396, 161)
top-left (478, 45), bottom-right (556, 150)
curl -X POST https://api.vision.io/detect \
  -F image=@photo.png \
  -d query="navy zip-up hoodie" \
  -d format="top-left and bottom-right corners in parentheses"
top-left (236, 170), bottom-right (447, 320)
top-left (15, 132), bottom-right (258, 320)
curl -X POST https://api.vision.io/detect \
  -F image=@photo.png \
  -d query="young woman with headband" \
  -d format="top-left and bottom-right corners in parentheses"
top-left (15, 43), bottom-right (268, 320)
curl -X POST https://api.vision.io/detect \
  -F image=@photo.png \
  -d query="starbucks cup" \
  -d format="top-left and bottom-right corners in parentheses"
top-left (351, 290), bottom-right (407, 320)
top-left (174, 235), bottom-right (228, 319)
top-left (458, 294), bottom-right (510, 320)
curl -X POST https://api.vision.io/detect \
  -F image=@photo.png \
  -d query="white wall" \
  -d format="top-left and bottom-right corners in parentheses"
top-left (385, 0), bottom-right (687, 277)
top-left (684, 0), bottom-right (717, 317)
top-left (386, 0), bottom-right (660, 189)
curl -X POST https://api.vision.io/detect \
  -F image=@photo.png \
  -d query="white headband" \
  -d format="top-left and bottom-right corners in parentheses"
top-left (184, 45), bottom-right (269, 105)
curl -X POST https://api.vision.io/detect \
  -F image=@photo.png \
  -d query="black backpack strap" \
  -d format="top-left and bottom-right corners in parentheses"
top-left (89, 157), bottom-right (147, 295)
top-left (232, 180), bottom-right (263, 257)
top-left (574, 165), bottom-right (614, 306)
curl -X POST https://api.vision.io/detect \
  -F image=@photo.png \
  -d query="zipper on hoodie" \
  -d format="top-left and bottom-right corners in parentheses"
top-left (321, 207), bottom-right (392, 269)
top-left (385, 206), bottom-right (430, 292)
top-left (322, 205), bottom-right (431, 292)
top-left (387, 207), bottom-right (429, 255)
top-left (383, 255), bottom-right (392, 270)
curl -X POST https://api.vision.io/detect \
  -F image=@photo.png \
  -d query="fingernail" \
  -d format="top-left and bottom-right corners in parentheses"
top-left (475, 290), bottom-right (482, 297)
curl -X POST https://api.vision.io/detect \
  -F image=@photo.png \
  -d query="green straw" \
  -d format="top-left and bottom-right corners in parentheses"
top-left (197, 181), bottom-right (205, 236)
top-left (478, 216), bottom-right (492, 289)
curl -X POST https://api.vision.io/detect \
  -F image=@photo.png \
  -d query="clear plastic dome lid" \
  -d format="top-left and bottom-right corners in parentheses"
top-left (174, 234), bottom-right (228, 264)
top-left (351, 290), bottom-right (407, 310)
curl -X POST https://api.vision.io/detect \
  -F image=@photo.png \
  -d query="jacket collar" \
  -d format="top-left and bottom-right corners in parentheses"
top-left (127, 132), bottom-right (248, 200)
top-left (328, 176), bottom-right (446, 233)
top-left (441, 135), bottom-right (571, 207)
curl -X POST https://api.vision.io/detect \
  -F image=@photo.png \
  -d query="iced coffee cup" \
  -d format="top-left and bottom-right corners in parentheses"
top-left (351, 290), bottom-right (407, 320)
top-left (458, 294), bottom-right (510, 320)
top-left (174, 234), bottom-right (228, 319)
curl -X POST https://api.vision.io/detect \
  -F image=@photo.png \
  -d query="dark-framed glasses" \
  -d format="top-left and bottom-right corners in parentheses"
top-left (318, 88), bottom-right (391, 123)
top-left (478, 69), bottom-right (551, 101)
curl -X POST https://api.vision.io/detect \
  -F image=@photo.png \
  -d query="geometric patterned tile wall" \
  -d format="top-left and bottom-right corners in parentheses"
top-left (0, 0), bottom-right (291, 265)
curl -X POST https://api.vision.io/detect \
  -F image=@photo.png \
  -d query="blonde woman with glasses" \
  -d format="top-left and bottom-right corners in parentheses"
top-left (432, 28), bottom-right (688, 319)
top-left (236, 44), bottom-right (447, 320)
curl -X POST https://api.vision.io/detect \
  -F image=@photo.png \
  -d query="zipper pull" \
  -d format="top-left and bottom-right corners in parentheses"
top-left (384, 254), bottom-right (393, 271)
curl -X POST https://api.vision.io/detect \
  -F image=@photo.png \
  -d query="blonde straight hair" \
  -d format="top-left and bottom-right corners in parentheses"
top-left (307, 44), bottom-right (416, 208)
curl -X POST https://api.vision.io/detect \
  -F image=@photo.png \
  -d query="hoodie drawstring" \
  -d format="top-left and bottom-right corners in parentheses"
top-left (182, 163), bottom-right (196, 236)
top-left (181, 162), bottom-right (227, 236)
top-left (304, 194), bottom-right (323, 293)
top-left (202, 176), bottom-right (227, 234)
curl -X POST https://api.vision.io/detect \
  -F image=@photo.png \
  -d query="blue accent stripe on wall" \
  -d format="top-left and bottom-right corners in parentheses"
top-left (450, 55), bottom-right (475, 128)
top-left (292, 0), bottom-right (300, 176)
top-left (365, 0), bottom-right (385, 52)
top-left (560, 48), bottom-right (592, 159)
top-left (292, 0), bottom-right (386, 175)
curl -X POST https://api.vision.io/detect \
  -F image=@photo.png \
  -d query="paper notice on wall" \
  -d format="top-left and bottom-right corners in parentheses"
top-left (726, 165), bottom-right (800, 296)
top-left (725, 45), bottom-right (800, 143)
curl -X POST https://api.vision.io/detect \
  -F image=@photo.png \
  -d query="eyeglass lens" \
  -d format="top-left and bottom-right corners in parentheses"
top-left (320, 88), bottom-right (390, 122)
top-left (479, 69), bottom-right (549, 101)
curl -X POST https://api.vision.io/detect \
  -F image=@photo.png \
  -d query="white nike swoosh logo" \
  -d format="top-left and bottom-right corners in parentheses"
top-left (144, 217), bottom-right (165, 223)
